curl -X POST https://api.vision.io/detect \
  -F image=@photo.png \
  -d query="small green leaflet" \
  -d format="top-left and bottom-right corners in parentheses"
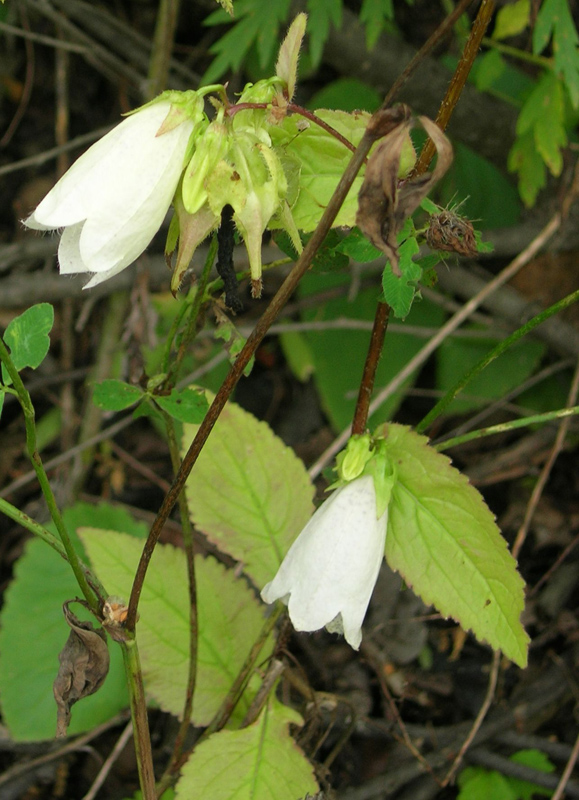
top-left (381, 235), bottom-right (421, 319)
top-left (306, 0), bottom-right (342, 67)
top-left (1, 303), bottom-right (54, 385)
top-left (93, 379), bottom-right (143, 411)
top-left (360, 0), bottom-right (394, 50)
top-left (508, 130), bottom-right (547, 206)
top-left (381, 424), bottom-right (529, 667)
top-left (81, 530), bottom-right (273, 726)
top-left (533, 0), bottom-right (579, 108)
top-left (175, 697), bottom-right (319, 800)
top-left (458, 749), bottom-right (555, 800)
top-left (154, 387), bottom-right (208, 424)
top-left (492, 0), bottom-right (530, 41)
top-left (516, 71), bottom-right (567, 176)
top-left (202, 0), bottom-right (292, 82)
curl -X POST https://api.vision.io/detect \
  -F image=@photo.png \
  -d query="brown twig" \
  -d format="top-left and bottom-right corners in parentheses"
top-left (413, 0), bottom-right (496, 176)
top-left (512, 353), bottom-right (579, 559)
top-left (441, 650), bottom-right (501, 786)
top-left (552, 730), bottom-right (579, 800)
top-left (382, 0), bottom-right (477, 109)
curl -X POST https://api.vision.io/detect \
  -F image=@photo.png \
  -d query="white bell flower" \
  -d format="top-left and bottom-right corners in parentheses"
top-left (261, 474), bottom-right (388, 650)
top-left (24, 100), bottom-right (195, 288)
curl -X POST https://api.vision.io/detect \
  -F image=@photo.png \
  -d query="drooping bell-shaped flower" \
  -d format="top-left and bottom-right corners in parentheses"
top-left (24, 92), bottom-right (202, 288)
top-left (262, 437), bottom-right (395, 649)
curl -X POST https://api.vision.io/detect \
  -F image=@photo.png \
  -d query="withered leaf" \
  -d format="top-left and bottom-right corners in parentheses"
top-left (53, 600), bottom-right (110, 738)
top-left (357, 114), bottom-right (453, 276)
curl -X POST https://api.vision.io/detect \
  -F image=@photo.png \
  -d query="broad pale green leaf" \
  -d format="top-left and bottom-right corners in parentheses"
top-left (271, 109), bottom-right (370, 231)
top-left (183, 400), bottom-right (314, 588)
top-left (1, 303), bottom-right (54, 384)
top-left (0, 503), bottom-right (145, 741)
top-left (175, 698), bottom-right (318, 800)
top-left (381, 424), bottom-right (529, 667)
top-left (81, 530), bottom-right (272, 725)
top-left (154, 387), bottom-right (209, 423)
top-left (308, 77), bottom-right (382, 113)
top-left (93, 379), bottom-right (144, 411)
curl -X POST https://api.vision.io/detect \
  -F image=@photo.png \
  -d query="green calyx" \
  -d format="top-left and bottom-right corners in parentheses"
top-left (334, 434), bottom-right (397, 519)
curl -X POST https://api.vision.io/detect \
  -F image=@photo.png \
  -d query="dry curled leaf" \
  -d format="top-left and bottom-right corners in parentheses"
top-left (357, 113), bottom-right (453, 275)
top-left (53, 600), bottom-right (110, 738)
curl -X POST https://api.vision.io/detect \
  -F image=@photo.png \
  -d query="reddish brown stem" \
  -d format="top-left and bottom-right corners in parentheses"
top-left (413, 0), bottom-right (496, 177)
top-left (351, 302), bottom-right (390, 435)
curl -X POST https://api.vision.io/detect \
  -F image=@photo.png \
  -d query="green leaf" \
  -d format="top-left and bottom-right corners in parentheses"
top-left (81, 530), bottom-right (273, 725)
top-left (508, 130), bottom-right (547, 206)
top-left (508, 749), bottom-right (555, 799)
top-left (458, 766), bottom-right (516, 800)
top-left (458, 749), bottom-right (556, 800)
top-left (382, 424), bottom-right (529, 667)
top-left (279, 330), bottom-right (315, 382)
top-left (517, 71), bottom-right (567, 176)
top-left (0, 503), bottom-right (146, 741)
top-left (202, 0), bottom-right (292, 83)
top-left (360, 0), bottom-right (394, 50)
top-left (271, 109), bottom-right (370, 231)
top-left (183, 398), bottom-right (314, 588)
top-left (308, 78), bottom-right (382, 113)
top-left (1, 303), bottom-right (54, 384)
top-left (436, 335), bottom-right (546, 414)
top-left (474, 50), bottom-right (506, 92)
top-left (493, 0), bottom-right (530, 40)
top-left (337, 226), bottom-right (382, 262)
top-left (306, 0), bottom-right (342, 67)
top-left (175, 698), bottom-right (319, 800)
top-left (534, 0), bottom-right (579, 107)
top-left (381, 235), bottom-right (421, 319)
top-left (439, 141), bottom-right (521, 229)
top-left (93, 379), bottom-right (144, 411)
top-left (154, 387), bottom-right (209, 423)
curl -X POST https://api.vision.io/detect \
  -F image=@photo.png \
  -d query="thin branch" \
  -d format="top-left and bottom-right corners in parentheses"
top-left (442, 650), bottom-right (501, 786)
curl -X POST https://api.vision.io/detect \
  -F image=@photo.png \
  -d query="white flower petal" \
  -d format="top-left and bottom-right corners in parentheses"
top-left (58, 223), bottom-right (88, 274)
top-left (261, 475), bottom-right (387, 650)
top-left (78, 117), bottom-right (193, 273)
top-left (24, 100), bottom-right (195, 285)
top-left (26, 102), bottom-right (177, 230)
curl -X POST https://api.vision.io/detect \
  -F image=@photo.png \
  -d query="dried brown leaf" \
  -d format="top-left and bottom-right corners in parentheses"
top-left (53, 600), bottom-right (110, 738)
top-left (357, 114), bottom-right (453, 276)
